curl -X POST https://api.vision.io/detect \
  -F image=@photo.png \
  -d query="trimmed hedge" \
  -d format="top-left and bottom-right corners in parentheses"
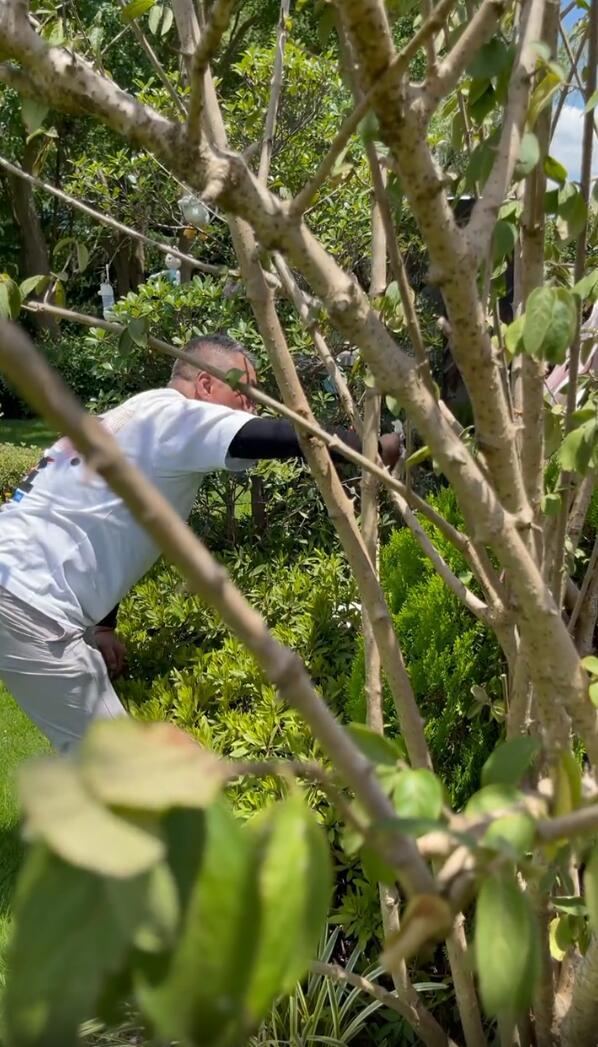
top-left (0, 443), bottom-right (39, 503)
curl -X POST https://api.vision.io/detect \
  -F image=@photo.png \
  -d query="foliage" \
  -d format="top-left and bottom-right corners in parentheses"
top-left (348, 488), bottom-right (502, 807)
top-left (4, 720), bottom-right (331, 1047)
top-left (0, 442), bottom-right (38, 502)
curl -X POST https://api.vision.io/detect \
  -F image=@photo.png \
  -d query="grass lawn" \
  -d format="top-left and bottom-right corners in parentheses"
top-left (0, 418), bottom-right (57, 449)
top-left (0, 686), bottom-right (48, 988)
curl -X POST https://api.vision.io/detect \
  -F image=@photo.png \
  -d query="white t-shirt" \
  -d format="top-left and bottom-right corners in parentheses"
top-left (0, 388), bottom-right (254, 629)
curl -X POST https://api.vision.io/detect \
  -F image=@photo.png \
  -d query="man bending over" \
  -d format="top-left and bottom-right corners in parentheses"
top-left (0, 333), bottom-right (399, 750)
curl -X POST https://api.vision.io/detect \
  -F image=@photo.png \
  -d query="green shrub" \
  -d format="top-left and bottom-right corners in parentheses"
top-left (0, 443), bottom-right (39, 503)
top-left (347, 487), bottom-right (502, 808)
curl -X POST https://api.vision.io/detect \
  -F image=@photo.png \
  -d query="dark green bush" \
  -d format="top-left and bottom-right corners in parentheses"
top-left (0, 443), bottom-right (38, 502)
top-left (347, 487), bottom-right (502, 808)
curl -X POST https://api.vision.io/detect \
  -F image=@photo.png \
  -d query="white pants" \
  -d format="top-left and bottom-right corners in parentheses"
top-left (0, 587), bottom-right (126, 751)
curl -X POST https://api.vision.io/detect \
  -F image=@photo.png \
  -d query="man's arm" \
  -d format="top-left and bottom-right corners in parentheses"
top-left (228, 417), bottom-right (402, 468)
top-left (93, 604), bottom-right (126, 678)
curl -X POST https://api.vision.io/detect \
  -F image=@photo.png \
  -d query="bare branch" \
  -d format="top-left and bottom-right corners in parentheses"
top-left (425, 0), bottom-right (510, 111)
top-left (0, 317), bottom-right (436, 899)
top-left (310, 961), bottom-right (456, 1047)
top-left (569, 532), bottom-right (598, 636)
top-left (466, 0), bottom-right (547, 261)
top-left (273, 252), bottom-right (362, 433)
top-left (290, 0), bottom-right (460, 215)
top-left (0, 155), bottom-right (225, 276)
top-left (116, 0), bottom-right (187, 117)
top-left (549, 0), bottom-right (597, 604)
top-left (258, 0), bottom-right (290, 185)
top-left (186, 0), bottom-right (237, 148)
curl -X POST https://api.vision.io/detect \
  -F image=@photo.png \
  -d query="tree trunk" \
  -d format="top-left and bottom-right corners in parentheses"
top-left (3, 140), bottom-right (57, 334)
top-left (113, 234), bottom-right (145, 297)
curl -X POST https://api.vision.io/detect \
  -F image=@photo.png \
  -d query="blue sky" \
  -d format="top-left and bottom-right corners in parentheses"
top-left (550, 3), bottom-right (596, 182)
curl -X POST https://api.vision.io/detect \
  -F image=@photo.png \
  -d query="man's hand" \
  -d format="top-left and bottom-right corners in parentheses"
top-left (93, 627), bottom-right (127, 679)
top-left (380, 432), bottom-right (403, 470)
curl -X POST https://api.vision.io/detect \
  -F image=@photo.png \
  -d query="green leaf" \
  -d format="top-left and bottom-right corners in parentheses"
top-left (492, 220), bottom-right (517, 264)
top-left (553, 750), bottom-right (582, 817)
top-left (21, 98), bottom-right (49, 135)
top-left (589, 680), bottom-right (598, 707)
top-left (523, 286), bottom-right (554, 356)
top-left (584, 847), bottom-right (598, 934)
top-left (523, 286), bottom-right (577, 363)
top-left (19, 756), bottom-right (164, 877)
top-left (513, 132), bottom-right (540, 180)
top-left (582, 656), bottom-right (598, 677)
top-left (224, 366), bottom-right (246, 389)
top-left (552, 895), bottom-right (587, 915)
top-left (121, 0), bottom-right (156, 22)
top-left (76, 242), bottom-right (90, 273)
top-left (79, 720), bottom-right (228, 811)
top-left (246, 792), bottom-right (332, 1018)
top-left (118, 328), bottom-right (133, 355)
top-left (346, 723), bottom-right (403, 766)
top-left (584, 87), bottom-right (598, 113)
top-left (467, 36), bottom-right (510, 79)
top-left (0, 276), bottom-right (21, 320)
top-left (528, 70), bottom-right (563, 129)
top-left (392, 769), bottom-right (443, 820)
top-left (405, 444), bottom-right (431, 469)
top-left (505, 314), bottom-right (525, 354)
top-left (148, 2), bottom-right (163, 33)
top-left (466, 783), bottom-right (523, 818)
top-left (126, 316), bottom-right (149, 349)
top-left (137, 801), bottom-right (260, 1045)
top-left (161, 6), bottom-right (173, 35)
top-left (542, 491), bottom-right (562, 515)
top-left (5, 848), bottom-right (149, 1047)
top-left (19, 274), bottom-right (49, 300)
top-left (557, 419), bottom-right (598, 474)
top-left (463, 138), bottom-right (495, 190)
top-left (557, 184), bottom-right (587, 241)
top-left (482, 812), bottom-right (536, 857)
top-left (544, 154), bottom-right (568, 185)
top-left (573, 269), bottom-right (598, 303)
top-left (482, 736), bottom-right (540, 787)
top-left (475, 869), bottom-right (539, 1017)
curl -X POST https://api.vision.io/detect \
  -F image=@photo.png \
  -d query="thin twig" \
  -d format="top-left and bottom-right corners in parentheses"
top-left (425, 0), bottom-right (510, 111)
top-left (258, 0), bottom-right (290, 185)
top-left (549, 0), bottom-right (597, 603)
top-left (290, 0), bottom-right (459, 215)
top-left (0, 155), bottom-right (225, 276)
top-left (466, 0), bottom-right (547, 260)
top-left (117, 0), bottom-right (187, 118)
top-left (569, 531), bottom-right (598, 635)
top-left (186, 0), bottom-right (237, 147)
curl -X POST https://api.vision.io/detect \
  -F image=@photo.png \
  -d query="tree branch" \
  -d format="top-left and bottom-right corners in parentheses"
top-left (465, 0), bottom-right (547, 262)
top-left (116, 0), bottom-right (187, 118)
top-left (290, 0), bottom-right (460, 216)
top-left (0, 317), bottom-right (437, 899)
top-left (186, 0), bottom-right (237, 148)
top-left (0, 155), bottom-right (225, 276)
top-left (310, 961), bottom-right (456, 1047)
top-left (549, 0), bottom-right (598, 606)
top-left (424, 0), bottom-right (510, 112)
top-left (258, 0), bottom-right (290, 185)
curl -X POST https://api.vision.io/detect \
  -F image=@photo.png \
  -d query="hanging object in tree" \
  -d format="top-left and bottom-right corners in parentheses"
top-left (98, 266), bottom-right (115, 319)
top-left (164, 253), bottom-right (182, 285)
top-left (178, 193), bottom-right (210, 229)
top-left (149, 253), bottom-right (182, 286)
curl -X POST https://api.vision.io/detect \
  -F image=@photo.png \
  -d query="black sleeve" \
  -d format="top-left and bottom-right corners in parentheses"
top-left (228, 417), bottom-right (363, 464)
top-left (96, 604), bottom-right (120, 629)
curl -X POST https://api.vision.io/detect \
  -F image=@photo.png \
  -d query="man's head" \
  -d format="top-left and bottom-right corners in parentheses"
top-left (169, 333), bottom-right (257, 412)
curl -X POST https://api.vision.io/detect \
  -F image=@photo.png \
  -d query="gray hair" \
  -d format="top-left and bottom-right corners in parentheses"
top-left (170, 333), bottom-right (255, 382)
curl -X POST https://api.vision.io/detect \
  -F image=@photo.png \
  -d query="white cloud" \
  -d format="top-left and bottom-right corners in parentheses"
top-left (550, 103), bottom-right (598, 183)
